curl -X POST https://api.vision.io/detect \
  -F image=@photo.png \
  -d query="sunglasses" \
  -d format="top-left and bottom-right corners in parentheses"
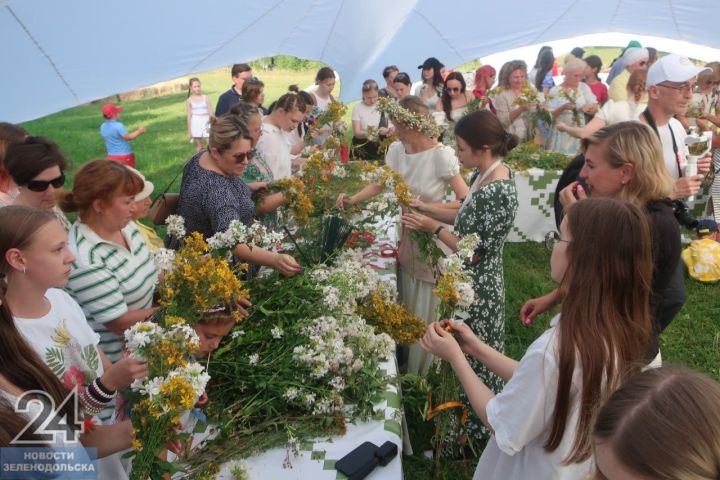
top-left (25, 173), bottom-right (65, 192)
top-left (446, 87), bottom-right (461, 93)
top-left (233, 150), bottom-right (256, 163)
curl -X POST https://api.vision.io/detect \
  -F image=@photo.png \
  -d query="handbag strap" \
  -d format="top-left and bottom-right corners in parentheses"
top-left (151, 167), bottom-right (183, 206)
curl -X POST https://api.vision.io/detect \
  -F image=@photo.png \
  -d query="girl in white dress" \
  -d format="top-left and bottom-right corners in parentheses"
top-left (186, 77), bottom-right (213, 152)
top-left (421, 198), bottom-right (653, 480)
top-left (337, 96), bottom-right (468, 374)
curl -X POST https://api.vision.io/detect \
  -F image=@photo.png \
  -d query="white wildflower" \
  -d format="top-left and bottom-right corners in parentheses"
top-left (271, 326), bottom-right (284, 339)
top-left (456, 281), bottom-right (476, 308)
top-left (153, 248), bottom-right (175, 272)
top-left (230, 329), bottom-right (245, 339)
top-left (334, 165), bottom-right (347, 178)
top-left (165, 215), bottom-right (186, 238)
top-left (248, 353), bottom-right (259, 365)
top-left (283, 387), bottom-right (300, 401)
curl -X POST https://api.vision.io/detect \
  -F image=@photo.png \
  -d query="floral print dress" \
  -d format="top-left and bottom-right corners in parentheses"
top-left (454, 169), bottom-right (518, 441)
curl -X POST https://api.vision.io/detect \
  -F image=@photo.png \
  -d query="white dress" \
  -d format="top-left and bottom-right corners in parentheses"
top-left (474, 314), bottom-right (593, 480)
top-left (386, 141), bottom-right (460, 374)
top-left (189, 96), bottom-right (210, 138)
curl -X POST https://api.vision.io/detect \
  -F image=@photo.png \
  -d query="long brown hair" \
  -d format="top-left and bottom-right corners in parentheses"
top-left (593, 366), bottom-right (720, 479)
top-left (545, 198), bottom-right (653, 463)
top-left (0, 206), bottom-right (80, 437)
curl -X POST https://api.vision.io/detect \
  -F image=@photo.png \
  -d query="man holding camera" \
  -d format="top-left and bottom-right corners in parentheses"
top-left (638, 54), bottom-right (712, 346)
top-left (641, 54), bottom-right (712, 198)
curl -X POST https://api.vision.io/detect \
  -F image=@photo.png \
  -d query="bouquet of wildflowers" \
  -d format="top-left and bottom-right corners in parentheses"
top-left (271, 177), bottom-right (314, 225)
top-left (124, 321), bottom-right (210, 480)
top-left (358, 162), bottom-right (444, 274)
top-left (558, 87), bottom-right (582, 126)
top-left (427, 234), bottom-right (479, 462)
top-left (513, 82), bottom-right (553, 137)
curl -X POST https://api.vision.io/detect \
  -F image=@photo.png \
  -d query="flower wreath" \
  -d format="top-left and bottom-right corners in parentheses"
top-left (376, 97), bottom-right (442, 139)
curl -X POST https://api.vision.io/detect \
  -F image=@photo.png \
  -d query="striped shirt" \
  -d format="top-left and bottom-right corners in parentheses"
top-left (65, 221), bottom-right (158, 362)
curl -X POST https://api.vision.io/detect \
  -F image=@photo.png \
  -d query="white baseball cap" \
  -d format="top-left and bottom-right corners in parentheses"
top-left (621, 47), bottom-right (648, 65)
top-left (126, 166), bottom-right (155, 201)
top-left (646, 54), bottom-right (711, 89)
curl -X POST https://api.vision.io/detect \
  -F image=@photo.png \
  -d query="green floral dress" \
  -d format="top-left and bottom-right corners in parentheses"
top-left (454, 168), bottom-right (518, 441)
top-left (242, 151), bottom-right (277, 230)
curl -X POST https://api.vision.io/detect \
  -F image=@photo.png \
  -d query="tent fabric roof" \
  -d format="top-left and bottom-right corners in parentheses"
top-left (2, 0), bottom-right (718, 123)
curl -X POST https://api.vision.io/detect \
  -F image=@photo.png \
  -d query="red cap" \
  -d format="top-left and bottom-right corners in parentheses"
top-left (102, 103), bottom-right (123, 118)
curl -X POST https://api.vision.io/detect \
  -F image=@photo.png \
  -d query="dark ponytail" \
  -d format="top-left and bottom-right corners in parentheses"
top-left (455, 110), bottom-right (518, 157)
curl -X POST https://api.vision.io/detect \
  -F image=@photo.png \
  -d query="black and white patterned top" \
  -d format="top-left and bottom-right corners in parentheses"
top-left (177, 150), bottom-right (255, 238)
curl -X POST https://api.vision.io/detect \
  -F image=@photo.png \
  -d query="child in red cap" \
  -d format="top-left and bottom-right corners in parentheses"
top-left (100, 103), bottom-right (146, 167)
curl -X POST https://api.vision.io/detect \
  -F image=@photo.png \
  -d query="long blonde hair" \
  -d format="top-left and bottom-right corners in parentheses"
top-left (582, 121), bottom-right (674, 206)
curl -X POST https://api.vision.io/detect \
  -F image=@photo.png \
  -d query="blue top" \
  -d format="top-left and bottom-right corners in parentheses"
top-left (100, 119), bottom-right (132, 155)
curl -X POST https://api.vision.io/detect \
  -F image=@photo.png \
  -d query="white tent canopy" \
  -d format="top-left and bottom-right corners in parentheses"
top-left (3, 0), bottom-right (720, 123)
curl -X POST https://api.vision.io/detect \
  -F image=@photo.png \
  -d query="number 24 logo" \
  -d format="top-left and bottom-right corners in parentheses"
top-left (12, 387), bottom-right (86, 445)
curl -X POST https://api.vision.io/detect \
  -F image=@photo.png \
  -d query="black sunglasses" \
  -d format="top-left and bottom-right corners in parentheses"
top-left (25, 173), bottom-right (65, 192)
top-left (234, 150), bottom-right (256, 163)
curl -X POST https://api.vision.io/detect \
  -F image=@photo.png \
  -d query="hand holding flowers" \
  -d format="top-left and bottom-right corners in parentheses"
top-left (400, 211), bottom-right (439, 234)
top-left (420, 322), bottom-right (464, 364)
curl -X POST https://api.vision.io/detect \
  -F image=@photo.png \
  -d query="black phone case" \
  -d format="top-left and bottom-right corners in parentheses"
top-left (335, 441), bottom-right (378, 480)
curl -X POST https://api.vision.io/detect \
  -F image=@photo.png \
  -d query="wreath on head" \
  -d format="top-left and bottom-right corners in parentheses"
top-left (376, 97), bottom-right (442, 139)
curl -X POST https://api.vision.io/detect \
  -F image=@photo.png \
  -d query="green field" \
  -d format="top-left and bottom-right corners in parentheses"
top-left (21, 64), bottom-right (720, 479)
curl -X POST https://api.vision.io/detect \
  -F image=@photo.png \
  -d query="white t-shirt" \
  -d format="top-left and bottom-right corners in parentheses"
top-left (474, 315), bottom-right (593, 480)
top-left (14, 289), bottom-right (104, 386)
top-left (351, 102), bottom-right (382, 135)
top-left (637, 113), bottom-right (688, 180)
top-left (595, 100), bottom-right (645, 125)
top-left (257, 121), bottom-right (292, 180)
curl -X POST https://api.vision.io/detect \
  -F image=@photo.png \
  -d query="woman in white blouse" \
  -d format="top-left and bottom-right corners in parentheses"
top-left (337, 96), bottom-right (468, 374)
top-left (421, 198), bottom-right (653, 479)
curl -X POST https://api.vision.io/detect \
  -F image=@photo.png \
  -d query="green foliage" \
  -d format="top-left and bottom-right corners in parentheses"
top-left (506, 142), bottom-right (572, 171)
top-left (250, 55), bottom-right (326, 71)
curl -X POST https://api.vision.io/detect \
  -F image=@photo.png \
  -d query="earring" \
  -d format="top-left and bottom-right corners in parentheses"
top-left (621, 181), bottom-right (626, 185)
top-left (21, 265), bottom-right (26, 274)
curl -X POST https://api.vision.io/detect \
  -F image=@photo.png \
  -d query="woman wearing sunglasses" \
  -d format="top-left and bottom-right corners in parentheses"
top-left (436, 72), bottom-right (474, 149)
top-left (177, 114), bottom-right (300, 276)
top-left (3, 136), bottom-right (72, 230)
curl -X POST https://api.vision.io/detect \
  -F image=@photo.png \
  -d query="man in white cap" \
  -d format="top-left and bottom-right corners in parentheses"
top-left (641, 53), bottom-right (712, 199)
top-left (608, 47), bottom-right (649, 101)
top-left (637, 54), bottom-right (712, 365)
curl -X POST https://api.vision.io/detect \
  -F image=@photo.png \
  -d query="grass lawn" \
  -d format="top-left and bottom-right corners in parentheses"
top-left (21, 66), bottom-right (720, 479)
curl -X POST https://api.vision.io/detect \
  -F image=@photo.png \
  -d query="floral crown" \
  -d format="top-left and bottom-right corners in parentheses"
top-left (376, 97), bottom-right (442, 139)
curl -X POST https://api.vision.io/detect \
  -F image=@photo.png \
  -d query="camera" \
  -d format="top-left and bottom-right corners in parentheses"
top-left (671, 200), bottom-right (699, 230)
